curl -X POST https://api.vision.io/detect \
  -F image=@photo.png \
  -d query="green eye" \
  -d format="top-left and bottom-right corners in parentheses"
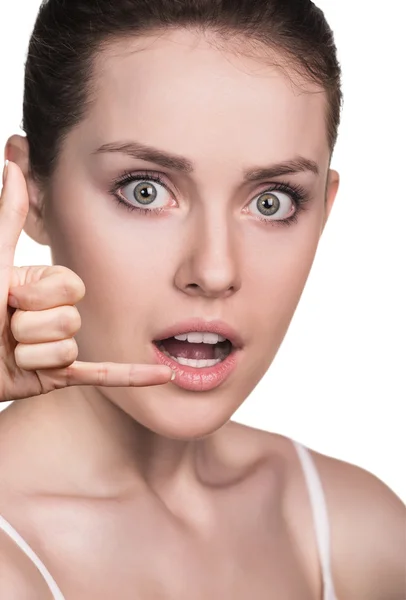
top-left (256, 192), bottom-right (281, 217)
top-left (133, 182), bottom-right (158, 205)
top-left (250, 189), bottom-right (294, 221)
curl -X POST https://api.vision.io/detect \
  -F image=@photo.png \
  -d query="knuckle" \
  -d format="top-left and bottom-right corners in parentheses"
top-left (58, 272), bottom-right (86, 304)
top-left (59, 279), bottom-right (73, 303)
top-left (0, 243), bottom-right (16, 256)
top-left (22, 290), bottom-right (38, 309)
top-left (10, 310), bottom-right (24, 341)
top-left (11, 201), bottom-right (29, 220)
top-left (14, 344), bottom-right (24, 368)
top-left (70, 308), bottom-right (82, 332)
top-left (58, 307), bottom-right (81, 335)
top-left (73, 277), bottom-right (86, 300)
top-left (60, 338), bottom-right (78, 364)
top-left (96, 363), bottom-right (109, 386)
top-left (128, 363), bottom-right (137, 386)
top-left (14, 344), bottom-right (31, 369)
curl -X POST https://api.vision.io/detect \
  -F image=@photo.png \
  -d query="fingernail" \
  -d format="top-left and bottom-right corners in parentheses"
top-left (2, 160), bottom-right (9, 187)
top-left (170, 370), bottom-right (176, 381)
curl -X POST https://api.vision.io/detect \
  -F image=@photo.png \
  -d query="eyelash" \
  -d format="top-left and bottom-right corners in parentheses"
top-left (109, 170), bottom-right (311, 228)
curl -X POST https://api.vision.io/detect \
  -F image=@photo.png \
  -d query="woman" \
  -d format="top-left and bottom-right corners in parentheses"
top-left (0, 0), bottom-right (404, 598)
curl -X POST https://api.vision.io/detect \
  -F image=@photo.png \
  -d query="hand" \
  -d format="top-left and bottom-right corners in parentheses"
top-left (0, 160), bottom-right (174, 403)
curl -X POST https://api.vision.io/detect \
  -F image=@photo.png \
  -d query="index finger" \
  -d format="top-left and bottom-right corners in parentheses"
top-left (0, 161), bottom-right (29, 274)
top-left (39, 361), bottom-right (176, 389)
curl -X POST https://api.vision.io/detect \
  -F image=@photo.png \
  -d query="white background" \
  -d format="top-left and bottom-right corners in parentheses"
top-left (0, 1), bottom-right (405, 501)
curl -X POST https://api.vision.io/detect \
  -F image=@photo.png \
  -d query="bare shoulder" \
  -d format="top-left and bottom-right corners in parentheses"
top-left (308, 447), bottom-right (405, 600)
top-left (0, 407), bottom-right (53, 598)
top-left (0, 529), bottom-right (54, 600)
top-left (226, 422), bottom-right (405, 600)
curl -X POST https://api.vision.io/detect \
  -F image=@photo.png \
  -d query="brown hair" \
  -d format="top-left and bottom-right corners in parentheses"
top-left (23, 0), bottom-right (342, 188)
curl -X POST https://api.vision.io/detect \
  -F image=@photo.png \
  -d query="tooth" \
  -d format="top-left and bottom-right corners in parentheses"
top-left (175, 357), bottom-right (190, 366)
top-left (186, 332), bottom-right (204, 343)
top-left (158, 345), bottom-right (223, 368)
top-left (173, 357), bottom-right (222, 368)
top-left (207, 358), bottom-right (221, 366)
top-left (172, 332), bottom-right (228, 344)
top-left (202, 332), bottom-right (219, 344)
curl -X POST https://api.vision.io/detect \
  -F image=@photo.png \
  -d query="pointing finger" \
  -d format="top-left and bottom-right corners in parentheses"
top-left (39, 362), bottom-right (176, 389)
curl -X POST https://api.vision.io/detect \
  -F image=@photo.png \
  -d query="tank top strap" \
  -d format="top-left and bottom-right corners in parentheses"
top-left (0, 513), bottom-right (65, 600)
top-left (291, 440), bottom-right (338, 600)
top-left (0, 442), bottom-right (338, 600)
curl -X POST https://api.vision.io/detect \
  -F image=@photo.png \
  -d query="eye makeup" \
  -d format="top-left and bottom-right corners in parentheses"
top-left (108, 169), bottom-right (312, 227)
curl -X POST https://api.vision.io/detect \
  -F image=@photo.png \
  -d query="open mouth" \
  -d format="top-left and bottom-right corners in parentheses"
top-left (153, 334), bottom-right (234, 369)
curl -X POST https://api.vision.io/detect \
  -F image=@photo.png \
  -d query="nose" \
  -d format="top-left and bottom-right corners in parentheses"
top-left (174, 210), bottom-right (242, 299)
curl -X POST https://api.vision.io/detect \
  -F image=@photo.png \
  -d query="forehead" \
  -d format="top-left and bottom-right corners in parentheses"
top-left (83, 29), bottom-right (329, 165)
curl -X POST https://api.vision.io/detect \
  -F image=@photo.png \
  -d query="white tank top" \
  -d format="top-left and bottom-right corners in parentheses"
top-left (0, 440), bottom-right (338, 599)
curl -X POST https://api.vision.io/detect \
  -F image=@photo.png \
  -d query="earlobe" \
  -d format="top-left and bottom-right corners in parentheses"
top-left (23, 202), bottom-right (52, 247)
top-left (4, 134), bottom-right (51, 246)
top-left (321, 169), bottom-right (340, 235)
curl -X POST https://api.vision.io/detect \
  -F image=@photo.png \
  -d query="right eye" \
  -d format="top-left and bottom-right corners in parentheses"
top-left (116, 175), bottom-right (173, 211)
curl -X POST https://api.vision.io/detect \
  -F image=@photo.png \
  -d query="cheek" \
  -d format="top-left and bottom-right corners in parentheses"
top-left (61, 224), bottom-right (173, 362)
top-left (243, 219), bottom-right (320, 292)
top-left (46, 193), bottom-right (176, 354)
top-left (73, 228), bottom-right (172, 336)
top-left (243, 223), bottom-right (320, 350)
top-left (47, 181), bottom-right (172, 291)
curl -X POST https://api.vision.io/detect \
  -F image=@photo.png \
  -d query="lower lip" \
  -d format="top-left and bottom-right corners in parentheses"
top-left (151, 343), bottom-right (242, 391)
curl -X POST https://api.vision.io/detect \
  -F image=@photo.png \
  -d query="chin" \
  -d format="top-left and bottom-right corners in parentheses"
top-left (115, 387), bottom-right (236, 441)
top-left (103, 353), bottom-right (257, 441)
top-left (145, 404), bottom-right (234, 441)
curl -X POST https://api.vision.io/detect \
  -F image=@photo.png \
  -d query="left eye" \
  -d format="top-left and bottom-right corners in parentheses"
top-left (119, 179), bottom-right (171, 209)
top-left (249, 190), bottom-right (294, 221)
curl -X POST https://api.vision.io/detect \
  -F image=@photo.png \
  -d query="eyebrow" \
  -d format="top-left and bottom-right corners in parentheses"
top-left (93, 141), bottom-right (320, 180)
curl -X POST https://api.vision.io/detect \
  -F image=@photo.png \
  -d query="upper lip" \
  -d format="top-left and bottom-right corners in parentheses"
top-left (153, 318), bottom-right (244, 349)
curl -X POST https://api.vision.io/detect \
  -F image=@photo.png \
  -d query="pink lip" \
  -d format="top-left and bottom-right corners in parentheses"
top-left (151, 342), bottom-right (243, 392)
top-left (151, 318), bottom-right (245, 391)
top-left (152, 318), bottom-right (244, 349)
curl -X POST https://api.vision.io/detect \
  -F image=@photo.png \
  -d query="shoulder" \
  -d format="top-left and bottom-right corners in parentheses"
top-left (226, 423), bottom-right (405, 600)
top-left (0, 529), bottom-right (54, 599)
top-left (303, 446), bottom-right (405, 600)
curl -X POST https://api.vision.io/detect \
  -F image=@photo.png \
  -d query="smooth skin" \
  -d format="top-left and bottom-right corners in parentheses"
top-left (0, 163), bottom-right (175, 398)
top-left (0, 29), bottom-right (404, 599)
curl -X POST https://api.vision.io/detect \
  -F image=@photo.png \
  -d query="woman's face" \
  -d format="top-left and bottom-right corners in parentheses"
top-left (29, 29), bottom-right (338, 439)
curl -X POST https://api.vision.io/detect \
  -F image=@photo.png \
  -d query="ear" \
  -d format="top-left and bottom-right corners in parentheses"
top-left (4, 134), bottom-right (52, 246)
top-left (321, 168), bottom-right (339, 235)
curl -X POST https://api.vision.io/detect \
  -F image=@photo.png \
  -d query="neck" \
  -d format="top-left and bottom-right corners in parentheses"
top-left (1, 386), bottom-right (211, 499)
